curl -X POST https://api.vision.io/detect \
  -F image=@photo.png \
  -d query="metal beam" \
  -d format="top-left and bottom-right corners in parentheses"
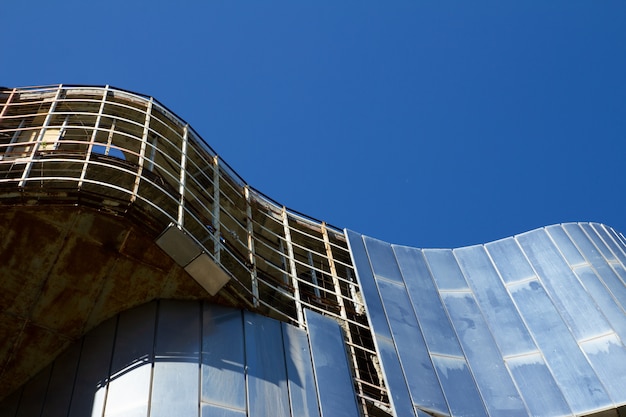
top-left (282, 207), bottom-right (304, 328)
top-left (19, 85), bottom-right (63, 187)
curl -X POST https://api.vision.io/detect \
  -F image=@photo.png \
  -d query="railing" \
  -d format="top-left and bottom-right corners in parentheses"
top-left (0, 85), bottom-right (390, 416)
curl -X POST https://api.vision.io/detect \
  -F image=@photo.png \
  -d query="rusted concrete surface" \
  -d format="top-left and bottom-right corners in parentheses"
top-left (0, 205), bottom-right (236, 399)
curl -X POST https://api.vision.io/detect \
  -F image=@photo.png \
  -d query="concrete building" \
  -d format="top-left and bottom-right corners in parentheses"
top-left (0, 85), bottom-right (625, 417)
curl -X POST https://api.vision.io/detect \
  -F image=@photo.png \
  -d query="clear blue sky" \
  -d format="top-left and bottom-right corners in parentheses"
top-left (2, 1), bottom-right (625, 248)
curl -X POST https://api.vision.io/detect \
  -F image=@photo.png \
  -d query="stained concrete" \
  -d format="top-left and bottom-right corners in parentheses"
top-left (0, 205), bottom-right (239, 399)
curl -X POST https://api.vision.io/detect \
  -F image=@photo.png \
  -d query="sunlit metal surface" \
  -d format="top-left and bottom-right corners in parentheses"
top-left (348, 223), bottom-right (626, 417)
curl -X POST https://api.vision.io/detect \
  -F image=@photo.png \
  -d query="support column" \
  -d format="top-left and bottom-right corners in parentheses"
top-left (245, 186), bottom-right (259, 307)
top-left (130, 97), bottom-right (153, 202)
top-left (212, 155), bottom-right (221, 264)
top-left (79, 85), bottom-right (109, 188)
top-left (177, 125), bottom-right (189, 228)
top-left (282, 207), bottom-right (304, 328)
top-left (323, 224), bottom-right (367, 411)
top-left (19, 85), bottom-right (63, 187)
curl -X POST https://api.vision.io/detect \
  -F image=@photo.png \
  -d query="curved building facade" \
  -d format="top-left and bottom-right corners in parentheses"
top-left (0, 85), bottom-right (625, 417)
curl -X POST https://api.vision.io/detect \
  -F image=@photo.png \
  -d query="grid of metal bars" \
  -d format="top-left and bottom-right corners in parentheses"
top-left (0, 85), bottom-right (390, 416)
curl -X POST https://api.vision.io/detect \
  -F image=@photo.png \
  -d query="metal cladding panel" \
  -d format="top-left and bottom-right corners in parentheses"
top-left (350, 224), bottom-right (626, 417)
top-left (281, 322), bottom-right (320, 417)
top-left (305, 309), bottom-right (360, 417)
top-left (454, 245), bottom-right (536, 357)
top-left (375, 278), bottom-right (448, 415)
top-left (3, 300), bottom-right (357, 417)
top-left (581, 223), bottom-right (617, 261)
top-left (440, 291), bottom-right (526, 417)
top-left (345, 231), bottom-right (415, 417)
top-left (12, 364), bottom-right (51, 417)
top-left (505, 353), bottom-right (572, 417)
top-left (507, 279), bottom-right (611, 414)
top-left (244, 311), bottom-right (290, 417)
top-left (573, 265), bottom-right (626, 343)
top-left (363, 236), bottom-right (404, 284)
top-left (580, 333), bottom-right (626, 403)
top-left (0, 389), bottom-right (20, 417)
top-left (40, 342), bottom-right (81, 415)
top-left (516, 229), bottom-right (612, 341)
top-left (564, 224), bottom-right (626, 311)
top-left (591, 223), bottom-right (626, 265)
top-left (68, 316), bottom-right (117, 417)
top-left (345, 230), bottom-right (394, 339)
top-left (484, 237), bottom-right (536, 284)
top-left (105, 302), bottom-right (156, 417)
top-left (377, 336), bottom-right (420, 417)
top-left (544, 225), bottom-right (588, 266)
top-left (422, 249), bottom-right (469, 291)
top-left (201, 403), bottom-right (246, 417)
top-left (201, 304), bottom-right (246, 411)
top-left (393, 245), bottom-right (464, 357)
top-left (151, 300), bottom-right (201, 417)
top-left (430, 355), bottom-right (487, 417)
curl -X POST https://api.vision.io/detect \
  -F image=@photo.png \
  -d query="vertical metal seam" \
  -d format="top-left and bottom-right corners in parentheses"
top-left (19, 84), bottom-right (63, 187)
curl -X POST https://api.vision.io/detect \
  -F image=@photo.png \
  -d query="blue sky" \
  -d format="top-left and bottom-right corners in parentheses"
top-left (2, 1), bottom-right (625, 248)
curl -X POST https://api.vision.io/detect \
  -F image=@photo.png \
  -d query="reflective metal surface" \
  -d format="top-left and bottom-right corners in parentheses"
top-left (348, 223), bottom-right (626, 417)
top-left (305, 309), bottom-right (360, 417)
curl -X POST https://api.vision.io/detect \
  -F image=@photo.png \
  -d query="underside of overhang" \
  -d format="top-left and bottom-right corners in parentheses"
top-left (0, 204), bottom-right (245, 400)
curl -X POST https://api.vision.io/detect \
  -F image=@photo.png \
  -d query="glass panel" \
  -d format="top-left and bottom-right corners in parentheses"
top-left (393, 245), bottom-right (463, 356)
top-left (151, 300), bottom-right (200, 417)
top-left (422, 249), bottom-right (468, 291)
top-left (508, 279), bottom-right (611, 414)
top-left (580, 332), bottom-right (626, 404)
top-left (505, 353), bottom-right (572, 417)
top-left (545, 225), bottom-right (587, 267)
top-left (41, 342), bottom-right (81, 415)
top-left (69, 317), bottom-right (117, 417)
top-left (0, 386), bottom-right (21, 416)
top-left (282, 322), bottom-right (320, 417)
top-left (485, 237), bottom-right (535, 284)
top-left (517, 229), bottom-right (611, 341)
top-left (105, 303), bottom-right (156, 417)
top-left (201, 305), bottom-right (245, 411)
top-left (441, 291), bottom-right (526, 417)
top-left (430, 355), bottom-right (487, 417)
top-left (345, 230), bottom-right (392, 339)
top-left (15, 365), bottom-right (51, 417)
top-left (363, 236), bottom-right (403, 283)
top-left (574, 266), bottom-right (626, 343)
top-left (377, 337), bottom-right (419, 417)
top-left (305, 309), bottom-right (360, 417)
top-left (376, 279), bottom-right (447, 415)
top-left (454, 245), bottom-right (535, 356)
top-left (244, 311), bottom-right (290, 417)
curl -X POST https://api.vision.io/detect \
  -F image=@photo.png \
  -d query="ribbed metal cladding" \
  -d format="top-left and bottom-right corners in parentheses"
top-left (347, 223), bottom-right (626, 417)
top-left (0, 85), bottom-right (389, 416)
